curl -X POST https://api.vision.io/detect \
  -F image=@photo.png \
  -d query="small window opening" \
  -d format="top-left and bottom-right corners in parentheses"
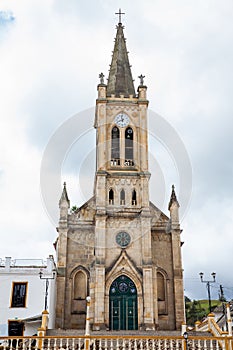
top-left (132, 189), bottom-right (137, 205)
top-left (120, 189), bottom-right (125, 205)
top-left (109, 189), bottom-right (114, 205)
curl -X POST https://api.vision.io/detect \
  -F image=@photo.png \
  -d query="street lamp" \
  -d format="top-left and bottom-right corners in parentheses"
top-left (199, 272), bottom-right (216, 313)
top-left (183, 332), bottom-right (188, 350)
top-left (39, 269), bottom-right (56, 311)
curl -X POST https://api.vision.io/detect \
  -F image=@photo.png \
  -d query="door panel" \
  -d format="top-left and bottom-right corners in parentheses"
top-left (109, 275), bottom-right (138, 330)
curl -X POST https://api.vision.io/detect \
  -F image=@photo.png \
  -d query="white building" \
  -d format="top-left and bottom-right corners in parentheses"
top-left (0, 256), bottom-right (56, 337)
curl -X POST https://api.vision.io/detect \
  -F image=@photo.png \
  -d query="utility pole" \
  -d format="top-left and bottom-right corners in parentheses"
top-left (219, 285), bottom-right (228, 331)
top-left (199, 272), bottom-right (216, 314)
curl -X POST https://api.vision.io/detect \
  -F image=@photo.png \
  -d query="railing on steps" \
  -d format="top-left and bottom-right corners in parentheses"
top-left (0, 335), bottom-right (232, 350)
top-left (195, 303), bottom-right (233, 341)
top-left (195, 312), bottom-right (233, 350)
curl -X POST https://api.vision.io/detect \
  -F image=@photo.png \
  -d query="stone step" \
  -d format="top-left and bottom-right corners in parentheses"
top-left (46, 329), bottom-right (211, 337)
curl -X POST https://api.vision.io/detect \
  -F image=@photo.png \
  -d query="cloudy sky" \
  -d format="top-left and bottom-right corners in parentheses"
top-left (0, 0), bottom-right (233, 301)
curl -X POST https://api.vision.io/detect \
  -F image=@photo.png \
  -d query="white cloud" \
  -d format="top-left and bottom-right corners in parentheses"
top-left (0, 0), bottom-right (232, 300)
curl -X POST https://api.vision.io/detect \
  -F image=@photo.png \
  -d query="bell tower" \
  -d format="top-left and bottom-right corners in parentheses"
top-left (93, 16), bottom-right (156, 330)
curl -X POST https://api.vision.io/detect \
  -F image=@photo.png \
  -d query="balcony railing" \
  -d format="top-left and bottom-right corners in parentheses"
top-left (110, 159), bottom-right (135, 167)
top-left (0, 335), bottom-right (232, 350)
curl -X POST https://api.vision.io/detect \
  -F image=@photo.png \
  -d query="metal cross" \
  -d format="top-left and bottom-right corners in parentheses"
top-left (115, 9), bottom-right (125, 24)
top-left (138, 74), bottom-right (145, 86)
top-left (99, 72), bottom-right (105, 84)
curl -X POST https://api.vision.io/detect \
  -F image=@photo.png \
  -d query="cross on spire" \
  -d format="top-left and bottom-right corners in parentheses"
top-left (115, 8), bottom-right (125, 24)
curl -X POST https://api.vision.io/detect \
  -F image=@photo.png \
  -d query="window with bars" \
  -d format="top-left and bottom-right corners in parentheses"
top-left (11, 282), bottom-right (27, 308)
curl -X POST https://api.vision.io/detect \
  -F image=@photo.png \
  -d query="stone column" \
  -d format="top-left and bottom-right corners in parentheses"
top-left (95, 84), bottom-right (107, 171)
top-left (93, 266), bottom-right (105, 330)
top-left (138, 86), bottom-right (149, 172)
top-left (171, 230), bottom-right (185, 329)
top-left (143, 267), bottom-right (155, 330)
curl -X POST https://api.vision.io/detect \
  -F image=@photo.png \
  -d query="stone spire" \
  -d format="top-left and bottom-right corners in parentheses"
top-left (107, 21), bottom-right (135, 97)
top-left (59, 182), bottom-right (70, 208)
top-left (168, 185), bottom-right (179, 210)
top-left (168, 185), bottom-right (180, 227)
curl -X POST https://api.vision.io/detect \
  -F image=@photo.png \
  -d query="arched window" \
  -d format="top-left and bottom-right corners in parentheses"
top-left (109, 189), bottom-right (114, 205)
top-left (71, 268), bottom-right (89, 322)
top-left (125, 127), bottom-right (134, 166)
top-left (157, 272), bottom-right (165, 301)
top-left (111, 127), bottom-right (120, 166)
top-left (74, 271), bottom-right (87, 300)
top-left (120, 189), bottom-right (125, 205)
top-left (132, 189), bottom-right (137, 205)
top-left (157, 271), bottom-right (167, 315)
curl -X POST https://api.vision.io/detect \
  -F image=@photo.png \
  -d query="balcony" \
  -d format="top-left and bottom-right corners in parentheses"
top-left (110, 159), bottom-right (135, 167)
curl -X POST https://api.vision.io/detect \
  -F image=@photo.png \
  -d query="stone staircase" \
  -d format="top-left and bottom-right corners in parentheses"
top-left (46, 328), bottom-right (210, 337)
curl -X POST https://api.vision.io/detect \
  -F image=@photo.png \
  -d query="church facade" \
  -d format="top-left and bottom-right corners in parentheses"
top-left (55, 18), bottom-right (185, 331)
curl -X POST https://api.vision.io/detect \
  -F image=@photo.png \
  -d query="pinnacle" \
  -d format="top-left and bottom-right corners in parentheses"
top-left (59, 181), bottom-right (70, 206)
top-left (168, 185), bottom-right (180, 210)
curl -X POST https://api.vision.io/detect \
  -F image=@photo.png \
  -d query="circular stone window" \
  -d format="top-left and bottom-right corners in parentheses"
top-left (116, 232), bottom-right (131, 248)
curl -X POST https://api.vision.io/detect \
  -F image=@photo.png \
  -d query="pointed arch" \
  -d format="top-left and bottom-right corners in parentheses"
top-left (74, 270), bottom-right (87, 300)
top-left (109, 188), bottom-right (114, 205)
top-left (105, 251), bottom-right (143, 329)
top-left (125, 127), bottom-right (134, 165)
top-left (105, 251), bottom-right (143, 295)
top-left (132, 189), bottom-right (137, 205)
top-left (111, 126), bottom-right (120, 165)
top-left (120, 189), bottom-right (125, 205)
top-left (157, 272), bottom-right (165, 301)
top-left (157, 269), bottom-right (168, 315)
top-left (70, 266), bottom-right (89, 318)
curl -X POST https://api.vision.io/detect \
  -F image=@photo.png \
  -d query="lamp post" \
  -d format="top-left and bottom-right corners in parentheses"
top-left (183, 331), bottom-right (188, 350)
top-left (199, 272), bottom-right (216, 314)
top-left (39, 270), bottom-right (56, 311)
top-left (85, 296), bottom-right (91, 350)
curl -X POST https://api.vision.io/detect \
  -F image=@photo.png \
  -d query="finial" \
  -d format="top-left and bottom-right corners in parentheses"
top-left (99, 72), bottom-right (105, 84)
top-left (115, 8), bottom-right (125, 24)
top-left (64, 182), bottom-right (66, 187)
top-left (172, 184), bottom-right (175, 191)
top-left (138, 74), bottom-right (145, 86)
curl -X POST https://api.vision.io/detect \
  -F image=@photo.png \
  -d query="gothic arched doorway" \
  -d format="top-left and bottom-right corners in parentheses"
top-left (109, 275), bottom-right (138, 330)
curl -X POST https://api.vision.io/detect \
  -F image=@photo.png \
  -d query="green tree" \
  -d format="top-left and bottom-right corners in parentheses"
top-left (185, 299), bottom-right (206, 326)
top-left (71, 205), bottom-right (78, 213)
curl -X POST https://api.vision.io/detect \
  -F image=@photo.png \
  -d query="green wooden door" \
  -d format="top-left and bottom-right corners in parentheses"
top-left (109, 275), bottom-right (138, 330)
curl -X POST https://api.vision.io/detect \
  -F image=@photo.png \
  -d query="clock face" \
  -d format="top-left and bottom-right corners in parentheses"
top-left (114, 113), bottom-right (130, 127)
top-left (116, 232), bottom-right (131, 248)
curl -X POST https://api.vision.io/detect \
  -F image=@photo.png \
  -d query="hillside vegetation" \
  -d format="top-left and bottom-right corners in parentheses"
top-left (185, 297), bottom-right (222, 326)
